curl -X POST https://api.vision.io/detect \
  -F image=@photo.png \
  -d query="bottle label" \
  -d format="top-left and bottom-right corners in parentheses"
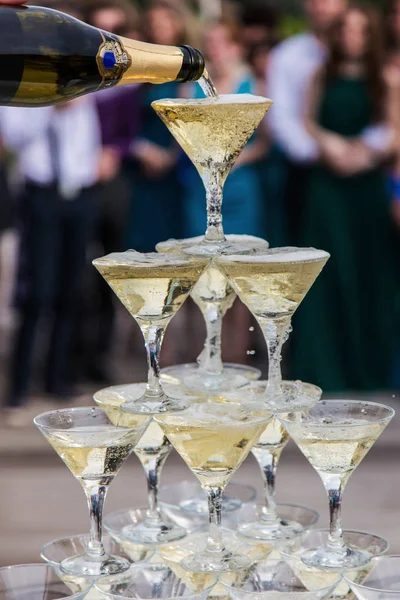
top-left (96, 33), bottom-right (131, 82)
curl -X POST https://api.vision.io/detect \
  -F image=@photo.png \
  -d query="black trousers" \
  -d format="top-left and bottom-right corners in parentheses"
top-left (8, 183), bottom-right (98, 406)
top-left (74, 173), bottom-right (130, 378)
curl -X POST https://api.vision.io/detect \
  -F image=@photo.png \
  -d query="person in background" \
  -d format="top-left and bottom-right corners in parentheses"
top-left (385, 0), bottom-right (400, 229)
top-left (74, 0), bottom-right (142, 385)
top-left (86, 0), bottom-right (139, 37)
top-left (384, 0), bottom-right (400, 389)
top-left (0, 5), bottom-right (102, 426)
top-left (247, 37), bottom-right (286, 248)
top-left (267, 0), bottom-right (393, 245)
top-left (0, 131), bottom-right (17, 329)
top-left (241, 1), bottom-right (280, 62)
top-left (125, 0), bottom-right (193, 252)
top-left (292, 4), bottom-right (400, 392)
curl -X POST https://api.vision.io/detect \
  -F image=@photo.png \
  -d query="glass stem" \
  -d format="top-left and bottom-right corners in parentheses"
top-left (203, 170), bottom-right (225, 243)
top-left (83, 481), bottom-right (108, 559)
top-left (256, 447), bottom-right (283, 526)
top-left (321, 473), bottom-right (347, 552)
top-left (141, 451), bottom-right (170, 523)
top-left (142, 323), bottom-right (166, 397)
top-left (261, 316), bottom-right (292, 396)
top-left (205, 486), bottom-right (225, 553)
top-left (199, 304), bottom-right (224, 374)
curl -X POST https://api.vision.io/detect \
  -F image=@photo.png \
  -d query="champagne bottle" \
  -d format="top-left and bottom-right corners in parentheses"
top-left (0, 5), bottom-right (205, 107)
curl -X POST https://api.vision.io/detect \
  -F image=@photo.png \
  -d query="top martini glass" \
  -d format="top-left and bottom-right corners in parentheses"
top-left (152, 93), bottom-right (273, 252)
top-left (215, 248), bottom-right (330, 406)
top-left (93, 251), bottom-right (208, 414)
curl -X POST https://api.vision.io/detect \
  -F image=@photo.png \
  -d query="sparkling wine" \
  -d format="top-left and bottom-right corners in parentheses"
top-left (134, 420), bottom-right (169, 457)
top-left (93, 251), bottom-right (208, 326)
top-left (255, 417), bottom-right (290, 450)
top-left (152, 94), bottom-right (272, 184)
top-left (216, 248), bottom-right (330, 319)
top-left (291, 421), bottom-right (386, 479)
top-left (155, 403), bottom-right (270, 489)
top-left (47, 425), bottom-right (143, 482)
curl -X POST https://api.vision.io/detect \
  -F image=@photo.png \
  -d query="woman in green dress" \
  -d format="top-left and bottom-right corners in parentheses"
top-left (292, 4), bottom-right (400, 392)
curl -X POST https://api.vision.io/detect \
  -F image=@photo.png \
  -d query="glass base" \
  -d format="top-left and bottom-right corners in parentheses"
top-left (182, 237), bottom-right (269, 257)
top-left (161, 363), bottom-right (261, 394)
top-left (181, 547), bottom-right (251, 573)
top-left (121, 520), bottom-right (187, 545)
top-left (60, 552), bottom-right (130, 577)
top-left (264, 380), bottom-right (322, 412)
top-left (121, 393), bottom-right (187, 415)
top-left (301, 545), bottom-right (371, 570)
top-left (238, 380), bottom-right (322, 413)
top-left (239, 517), bottom-right (303, 542)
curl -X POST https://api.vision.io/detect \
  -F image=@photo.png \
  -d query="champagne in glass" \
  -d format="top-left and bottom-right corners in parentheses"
top-left (152, 94), bottom-right (272, 248)
top-left (93, 251), bottom-right (209, 414)
top-left (34, 407), bottom-right (149, 577)
top-left (155, 401), bottom-right (271, 572)
top-left (279, 401), bottom-right (394, 570)
top-left (215, 248), bottom-right (329, 405)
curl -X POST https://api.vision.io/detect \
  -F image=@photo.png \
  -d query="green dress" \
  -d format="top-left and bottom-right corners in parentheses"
top-left (291, 78), bottom-right (400, 392)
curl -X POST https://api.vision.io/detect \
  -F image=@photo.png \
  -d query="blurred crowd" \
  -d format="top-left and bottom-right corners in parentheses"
top-left (1, 0), bottom-right (400, 424)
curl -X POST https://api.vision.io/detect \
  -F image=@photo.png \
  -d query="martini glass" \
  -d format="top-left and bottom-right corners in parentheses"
top-left (94, 384), bottom-right (186, 545)
top-left (280, 529), bottom-right (389, 600)
top-left (344, 556), bottom-right (400, 600)
top-left (93, 251), bottom-right (208, 414)
top-left (279, 401), bottom-right (394, 570)
top-left (157, 235), bottom-right (268, 393)
top-left (152, 94), bottom-right (273, 249)
top-left (40, 534), bottom-right (144, 597)
top-left (34, 407), bottom-right (149, 577)
top-left (230, 380), bottom-right (322, 542)
top-left (94, 563), bottom-right (216, 600)
top-left (220, 558), bottom-right (341, 600)
top-left (0, 564), bottom-right (91, 599)
top-left (215, 248), bottom-right (330, 404)
top-left (155, 400), bottom-right (272, 572)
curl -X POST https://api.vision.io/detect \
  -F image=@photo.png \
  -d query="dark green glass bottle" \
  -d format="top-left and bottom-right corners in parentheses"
top-left (0, 5), bottom-right (205, 107)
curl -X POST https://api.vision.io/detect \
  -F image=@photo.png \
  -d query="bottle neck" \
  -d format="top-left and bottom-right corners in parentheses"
top-left (117, 37), bottom-right (183, 85)
top-left (116, 36), bottom-right (204, 85)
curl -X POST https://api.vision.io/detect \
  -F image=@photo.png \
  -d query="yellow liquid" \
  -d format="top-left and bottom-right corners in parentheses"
top-left (152, 94), bottom-right (272, 183)
top-left (155, 403), bottom-right (270, 488)
top-left (191, 266), bottom-right (236, 316)
top-left (289, 420), bottom-right (386, 483)
top-left (47, 425), bottom-right (144, 481)
top-left (134, 420), bottom-right (169, 457)
top-left (93, 251), bottom-right (208, 325)
top-left (255, 417), bottom-right (290, 450)
top-left (216, 248), bottom-right (329, 319)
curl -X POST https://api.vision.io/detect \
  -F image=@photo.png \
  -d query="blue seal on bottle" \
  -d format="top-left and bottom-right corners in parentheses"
top-left (103, 51), bottom-right (117, 70)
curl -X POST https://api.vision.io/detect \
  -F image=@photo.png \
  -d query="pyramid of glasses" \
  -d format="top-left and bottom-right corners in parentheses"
top-left (9, 85), bottom-right (395, 600)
